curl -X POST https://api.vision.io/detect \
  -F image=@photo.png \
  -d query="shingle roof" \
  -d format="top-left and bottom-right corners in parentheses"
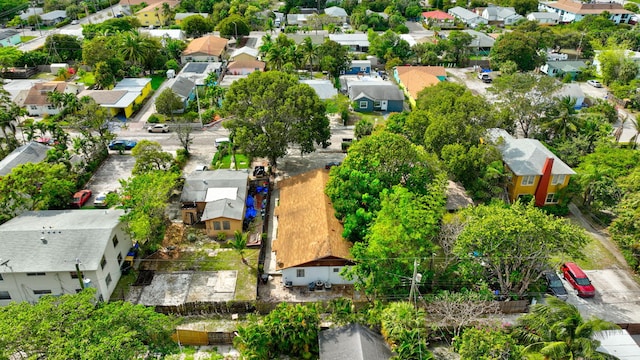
top-left (0, 210), bottom-right (125, 273)
top-left (0, 29), bottom-right (19, 40)
top-left (40, 10), bottom-right (66, 20)
top-left (448, 6), bottom-right (480, 21)
top-left (227, 60), bottom-right (266, 71)
top-left (488, 128), bottom-right (576, 176)
top-left (137, 0), bottom-right (179, 13)
top-left (230, 46), bottom-right (259, 59)
top-left (181, 170), bottom-right (249, 203)
top-left (528, 12), bottom-right (560, 20)
top-left (23, 81), bottom-right (68, 106)
top-left (273, 169), bottom-right (352, 270)
top-left (348, 83), bottom-right (404, 102)
top-left (324, 6), bottom-right (348, 17)
top-left (0, 142), bottom-right (50, 176)
top-left (319, 323), bottom-right (394, 360)
top-left (78, 90), bottom-right (128, 105)
top-left (202, 198), bottom-right (245, 220)
top-left (183, 35), bottom-right (228, 57)
top-left (170, 76), bottom-right (195, 99)
top-left (462, 29), bottom-right (496, 48)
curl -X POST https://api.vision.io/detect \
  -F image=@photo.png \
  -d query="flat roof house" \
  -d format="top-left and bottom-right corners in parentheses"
top-left (0, 210), bottom-right (132, 305)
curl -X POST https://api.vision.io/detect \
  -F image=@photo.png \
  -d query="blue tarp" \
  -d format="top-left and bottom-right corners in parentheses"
top-left (246, 196), bottom-right (254, 207)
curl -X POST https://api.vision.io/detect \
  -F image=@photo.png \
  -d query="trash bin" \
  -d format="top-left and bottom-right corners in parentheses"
top-left (261, 274), bottom-right (268, 284)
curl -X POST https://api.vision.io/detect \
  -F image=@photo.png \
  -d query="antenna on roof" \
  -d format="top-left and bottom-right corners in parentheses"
top-left (0, 259), bottom-right (9, 266)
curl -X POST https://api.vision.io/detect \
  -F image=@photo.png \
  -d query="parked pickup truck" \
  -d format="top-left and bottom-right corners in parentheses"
top-left (478, 73), bottom-right (492, 83)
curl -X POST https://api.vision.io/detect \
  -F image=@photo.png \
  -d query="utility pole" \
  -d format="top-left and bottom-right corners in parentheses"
top-left (408, 258), bottom-right (418, 305)
top-left (75, 258), bottom-right (85, 290)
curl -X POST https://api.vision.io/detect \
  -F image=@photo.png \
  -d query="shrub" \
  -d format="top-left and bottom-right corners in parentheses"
top-left (147, 114), bottom-right (160, 123)
top-left (217, 232), bottom-right (227, 241)
top-left (541, 204), bottom-right (569, 217)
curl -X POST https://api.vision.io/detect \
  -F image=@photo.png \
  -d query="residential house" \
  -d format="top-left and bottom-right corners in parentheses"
top-left (527, 12), bottom-right (560, 25)
top-left (169, 77), bottom-right (196, 112)
top-left (174, 12), bottom-right (209, 25)
top-left (180, 170), bottom-right (249, 237)
top-left (135, 0), bottom-right (179, 27)
top-left (78, 90), bottom-right (138, 118)
top-left (19, 7), bottom-right (43, 21)
top-left (181, 35), bottom-right (229, 63)
top-left (23, 81), bottom-right (82, 117)
top-left (219, 75), bottom-right (248, 88)
top-left (113, 77), bottom-right (152, 105)
top-left (488, 128), bottom-right (576, 206)
top-left (539, 0), bottom-right (633, 24)
top-left (343, 77), bottom-right (404, 112)
top-left (0, 30), bottom-right (21, 47)
top-left (365, 9), bottom-right (389, 20)
top-left (555, 83), bottom-right (585, 109)
top-left (0, 210), bottom-right (132, 305)
top-left (394, 66), bottom-right (446, 107)
top-left (0, 142), bottom-right (50, 177)
top-left (286, 33), bottom-right (326, 45)
top-left (422, 10), bottom-right (456, 29)
top-left (448, 6), bottom-right (488, 27)
top-left (344, 59), bottom-right (372, 75)
top-left (229, 46), bottom-right (259, 62)
top-left (39, 10), bottom-right (66, 26)
top-left (324, 6), bottom-right (348, 23)
top-left (593, 330), bottom-right (640, 359)
top-left (300, 79), bottom-right (338, 100)
top-left (319, 323), bottom-right (395, 360)
top-left (541, 60), bottom-right (587, 80)
top-left (226, 60), bottom-right (266, 75)
top-left (462, 29), bottom-right (496, 55)
top-left (273, 169), bottom-right (354, 286)
top-left (286, 13), bottom-right (310, 26)
top-left (399, 34), bottom-right (417, 47)
top-left (481, 5), bottom-right (523, 25)
top-left (178, 62), bottom-right (223, 86)
top-left (329, 33), bottom-right (369, 52)
top-left (139, 28), bottom-right (186, 40)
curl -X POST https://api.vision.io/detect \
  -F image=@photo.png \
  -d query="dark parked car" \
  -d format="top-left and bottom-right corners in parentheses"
top-left (108, 139), bottom-right (137, 150)
top-left (544, 271), bottom-right (568, 301)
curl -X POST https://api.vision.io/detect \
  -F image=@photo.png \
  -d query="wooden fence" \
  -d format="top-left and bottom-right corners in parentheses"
top-left (172, 329), bottom-right (236, 346)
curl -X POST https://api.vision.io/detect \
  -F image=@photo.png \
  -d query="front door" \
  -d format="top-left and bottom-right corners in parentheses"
top-left (380, 100), bottom-right (388, 111)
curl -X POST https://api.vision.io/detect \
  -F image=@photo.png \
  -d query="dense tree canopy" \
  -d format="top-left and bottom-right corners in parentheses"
top-left (222, 71), bottom-right (330, 166)
top-left (180, 14), bottom-right (212, 37)
top-left (490, 31), bottom-right (545, 71)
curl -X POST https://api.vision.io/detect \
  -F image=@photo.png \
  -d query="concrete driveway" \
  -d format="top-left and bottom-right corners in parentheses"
top-left (84, 153), bottom-right (135, 204)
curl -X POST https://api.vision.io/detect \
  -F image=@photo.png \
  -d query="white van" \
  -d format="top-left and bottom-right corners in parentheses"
top-left (215, 137), bottom-right (230, 147)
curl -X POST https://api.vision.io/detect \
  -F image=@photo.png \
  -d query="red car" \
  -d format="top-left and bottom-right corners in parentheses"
top-left (561, 262), bottom-right (595, 298)
top-left (71, 190), bottom-right (92, 208)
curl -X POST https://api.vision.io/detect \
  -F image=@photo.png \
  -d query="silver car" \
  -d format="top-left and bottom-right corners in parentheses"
top-left (148, 124), bottom-right (170, 133)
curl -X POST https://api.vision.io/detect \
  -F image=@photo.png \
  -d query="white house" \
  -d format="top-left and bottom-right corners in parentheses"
top-left (539, 0), bottom-right (633, 24)
top-left (23, 81), bottom-right (83, 117)
top-left (139, 28), bottom-right (186, 40)
top-left (0, 210), bottom-right (132, 305)
top-left (273, 169), bottom-right (354, 286)
top-left (448, 6), bottom-right (488, 27)
top-left (324, 6), bottom-right (348, 23)
top-left (527, 12), bottom-right (560, 25)
top-left (481, 5), bottom-right (523, 25)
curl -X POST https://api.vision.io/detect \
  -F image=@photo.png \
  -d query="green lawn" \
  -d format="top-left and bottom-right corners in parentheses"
top-left (211, 153), bottom-right (249, 169)
top-left (150, 75), bottom-right (166, 90)
top-left (357, 112), bottom-right (385, 125)
top-left (550, 232), bottom-right (619, 271)
top-left (109, 272), bottom-right (136, 301)
top-left (78, 72), bottom-right (95, 87)
top-left (20, 36), bottom-right (36, 42)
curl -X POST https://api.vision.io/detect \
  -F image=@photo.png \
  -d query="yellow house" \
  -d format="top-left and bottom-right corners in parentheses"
top-left (135, 0), bottom-right (179, 27)
top-left (229, 46), bottom-right (259, 62)
top-left (180, 170), bottom-right (250, 238)
top-left (113, 78), bottom-right (152, 105)
top-left (488, 128), bottom-right (576, 206)
top-left (77, 89), bottom-right (138, 118)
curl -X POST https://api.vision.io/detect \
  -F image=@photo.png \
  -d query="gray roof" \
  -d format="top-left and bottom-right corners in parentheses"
top-left (40, 10), bottom-right (66, 20)
top-left (488, 128), bottom-right (576, 176)
top-left (448, 6), bottom-right (480, 21)
top-left (324, 6), bottom-right (348, 17)
top-left (556, 83), bottom-right (585, 100)
top-left (170, 77), bottom-right (195, 99)
top-left (351, 60), bottom-right (371, 67)
top-left (286, 34), bottom-right (326, 45)
top-left (319, 323), bottom-right (394, 360)
top-left (181, 170), bottom-right (249, 221)
top-left (0, 29), bottom-right (19, 41)
top-left (545, 60), bottom-right (587, 73)
top-left (0, 210), bottom-right (125, 273)
top-left (0, 142), bottom-right (50, 176)
top-left (528, 12), bottom-right (560, 20)
top-left (329, 33), bottom-right (369, 47)
top-left (462, 29), bottom-right (495, 48)
top-left (300, 79), bottom-right (338, 100)
top-left (20, 7), bottom-right (43, 20)
top-left (349, 83), bottom-right (404, 101)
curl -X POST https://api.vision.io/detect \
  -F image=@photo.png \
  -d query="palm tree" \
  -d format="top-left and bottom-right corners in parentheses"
top-left (259, 34), bottom-right (273, 58)
top-left (266, 18), bottom-right (275, 34)
top-left (628, 118), bottom-right (640, 149)
top-left (299, 37), bottom-right (317, 75)
top-left (543, 96), bottom-right (580, 141)
top-left (266, 46), bottom-right (286, 71)
top-left (231, 230), bottom-right (248, 264)
top-left (515, 296), bottom-right (619, 360)
top-left (614, 114), bottom-right (627, 143)
top-left (161, 2), bottom-right (172, 27)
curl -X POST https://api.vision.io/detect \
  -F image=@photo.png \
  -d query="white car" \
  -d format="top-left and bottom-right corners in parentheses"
top-left (148, 124), bottom-right (170, 133)
top-left (587, 80), bottom-right (603, 88)
top-left (71, 20), bottom-right (79, 25)
top-left (93, 193), bottom-right (108, 208)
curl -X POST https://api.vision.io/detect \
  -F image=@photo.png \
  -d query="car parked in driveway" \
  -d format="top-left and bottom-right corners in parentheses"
top-left (587, 80), bottom-right (603, 88)
top-left (108, 139), bottom-right (137, 150)
top-left (561, 262), bottom-right (595, 298)
top-left (147, 124), bottom-right (170, 133)
top-left (71, 189), bottom-right (92, 208)
top-left (93, 192), bottom-right (111, 208)
top-left (544, 271), bottom-right (568, 300)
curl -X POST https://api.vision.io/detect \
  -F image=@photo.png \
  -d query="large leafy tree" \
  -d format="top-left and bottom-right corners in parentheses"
top-left (234, 303), bottom-right (319, 359)
top-left (217, 14), bottom-right (250, 39)
top-left (345, 184), bottom-right (446, 297)
top-left (514, 296), bottom-right (619, 360)
top-left (0, 46), bottom-right (22, 71)
top-left (222, 71), bottom-right (330, 167)
top-left (131, 140), bottom-right (174, 174)
top-left (456, 326), bottom-right (522, 360)
top-left (180, 14), bottom-right (212, 37)
top-left (155, 88), bottom-right (183, 121)
top-left (490, 31), bottom-right (545, 71)
top-left (489, 73), bottom-right (561, 138)
top-left (0, 289), bottom-right (177, 358)
top-left (368, 29), bottom-right (412, 62)
top-left (318, 39), bottom-right (351, 80)
top-left (442, 30), bottom-right (473, 66)
top-left (453, 201), bottom-right (590, 296)
top-left (326, 131), bottom-right (441, 242)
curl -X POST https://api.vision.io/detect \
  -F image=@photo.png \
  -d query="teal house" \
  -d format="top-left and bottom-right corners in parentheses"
top-left (0, 30), bottom-right (21, 47)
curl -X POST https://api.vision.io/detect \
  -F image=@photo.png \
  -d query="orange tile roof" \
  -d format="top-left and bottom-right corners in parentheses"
top-left (227, 60), bottom-right (266, 70)
top-left (422, 10), bottom-right (455, 20)
top-left (182, 35), bottom-right (229, 57)
top-left (395, 66), bottom-right (445, 99)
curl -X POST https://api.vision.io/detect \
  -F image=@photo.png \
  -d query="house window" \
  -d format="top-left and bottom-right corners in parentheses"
top-left (0, 291), bottom-right (10, 300)
top-left (105, 273), bottom-right (112, 287)
top-left (359, 101), bottom-right (368, 109)
top-left (373, 100), bottom-right (381, 108)
top-left (100, 256), bottom-right (107, 270)
top-left (30, 105), bottom-right (37, 110)
top-left (26, 272), bottom-right (46, 276)
top-left (0, 273), bottom-right (3, 281)
top-left (223, 221), bottom-right (231, 230)
top-left (117, 253), bottom-right (123, 265)
top-left (521, 175), bottom-right (535, 186)
top-left (551, 174), bottom-right (565, 185)
top-left (333, 268), bottom-right (340, 273)
top-left (545, 193), bottom-right (558, 204)
top-left (361, 67), bottom-right (367, 71)
top-left (46, 105), bottom-right (56, 110)
top-left (112, 235), bottom-right (119, 248)
top-left (296, 269), bottom-right (305, 277)
top-left (213, 221), bottom-right (221, 230)
top-left (70, 272), bottom-right (79, 279)
top-left (33, 290), bottom-right (52, 295)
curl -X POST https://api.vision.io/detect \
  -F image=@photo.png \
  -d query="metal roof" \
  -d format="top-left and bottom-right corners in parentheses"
top-left (300, 80), bottom-right (338, 100)
top-left (319, 323), bottom-right (394, 360)
top-left (349, 83), bottom-right (404, 101)
top-left (0, 210), bottom-right (125, 273)
top-left (0, 142), bottom-right (50, 176)
top-left (181, 170), bottom-right (249, 203)
top-left (324, 6), bottom-right (348, 17)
